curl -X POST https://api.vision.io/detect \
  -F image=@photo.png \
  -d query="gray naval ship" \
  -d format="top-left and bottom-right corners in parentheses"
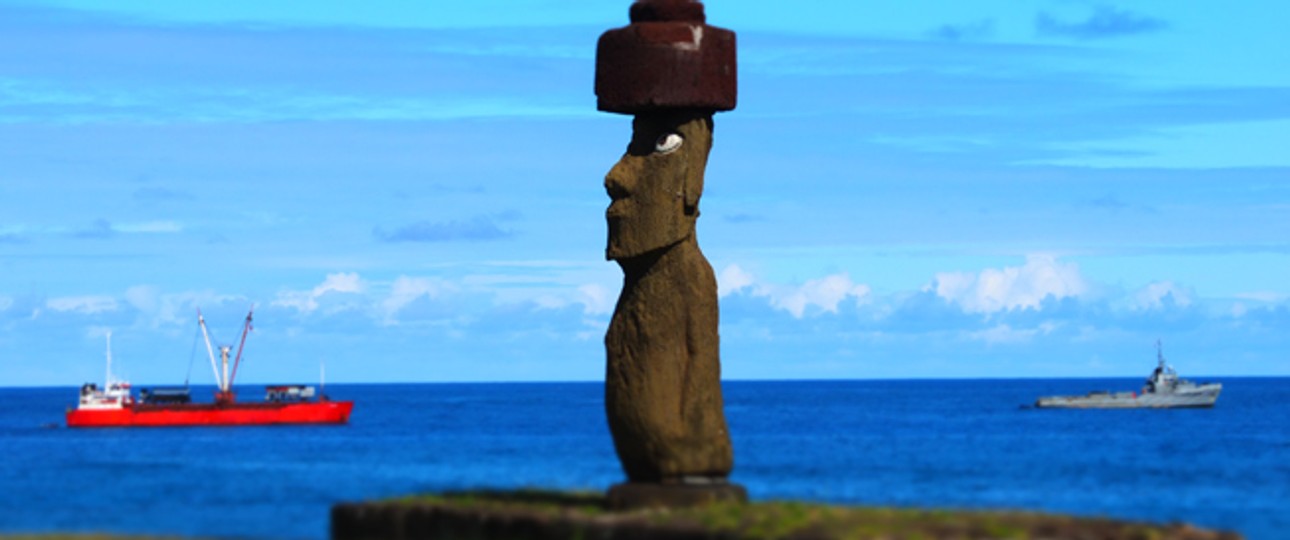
top-left (1036, 342), bottom-right (1222, 409)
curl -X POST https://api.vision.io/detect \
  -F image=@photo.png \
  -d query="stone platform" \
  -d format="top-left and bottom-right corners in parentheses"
top-left (607, 481), bottom-right (747, 510)
top-left (330, 490), bottom-right (1240, 540)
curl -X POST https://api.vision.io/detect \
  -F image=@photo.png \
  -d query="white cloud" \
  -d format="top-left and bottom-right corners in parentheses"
top-left (1131, 281), bottom-right (1193, 310)
top-left (1233, 291), bottom-right (1285, 303)
top-left (969, 322), bottom-right (1058, 345)
top-left (115, 221), bottom-right (183, 233)
top-left (930, 254), bottom-right (1088, 313)
top-left (380, 276), bottom-right (451, 322)
top-left (272, 272), bottom-right (366, 314)
top-left (272, 271), bottom-right (617, 328)
top-left (124, 285), bottom-right (159, 313)
top-left (46, 295), bottom-right (119, 314)
top-left (775, 274), bottom-right (872, 318)
top-left (717, 264), bottom-right (871, 319)
top-left (718, 264), bottom-right (756, 298)
top-left (35, 286), bottom-right (243, 328)
top-left (0, 295), bottom-right (11, 311)
top-left (152, 290), bottom-right (243, 328)
top-left (531, 295), bottom-right (566, 310)
top-left (507, 283), bottom-right (615, 316)
top-left (577, 283), bottom-right (614, 316)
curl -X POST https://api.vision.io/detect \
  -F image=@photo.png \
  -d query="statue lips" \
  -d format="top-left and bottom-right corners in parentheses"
top-left (605, 213), bottom-right (626, 259)
top-left (606, 205), bottom-right (626, 229)
top-left (606, 190), bottom-right (629, 220)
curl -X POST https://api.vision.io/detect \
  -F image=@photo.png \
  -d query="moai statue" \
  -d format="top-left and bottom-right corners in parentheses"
top-left (595, 0), bottom-right (747, 509)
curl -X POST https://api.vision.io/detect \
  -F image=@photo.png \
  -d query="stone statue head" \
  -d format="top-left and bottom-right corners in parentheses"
top-left (595, 0), bottom-right (734, 261)
top-left (604, 111), bottom-right (712, 261)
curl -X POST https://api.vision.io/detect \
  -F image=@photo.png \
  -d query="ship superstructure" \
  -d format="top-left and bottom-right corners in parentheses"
top-left (75, 331), bottom-right (134, 411)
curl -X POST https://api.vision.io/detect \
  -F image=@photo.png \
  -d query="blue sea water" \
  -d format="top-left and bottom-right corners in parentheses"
top-left (1, 379), bottom-right (1287, 540)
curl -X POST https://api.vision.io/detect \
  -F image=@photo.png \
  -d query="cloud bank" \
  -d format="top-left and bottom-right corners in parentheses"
top-left (929, 19), bottom-right (995, 42)
top-left (1036, 7), bottom-right (1168, 40)
top-left (6, 254), bottom-right (1289, 384)
top-left (928, 254), bottom-right (1088, 314)
top-left (21, 255), bottom-right (1287, 347)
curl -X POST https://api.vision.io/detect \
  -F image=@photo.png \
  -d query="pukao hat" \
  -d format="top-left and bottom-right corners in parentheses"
top-left (595, 0), bottom-right (737, 114)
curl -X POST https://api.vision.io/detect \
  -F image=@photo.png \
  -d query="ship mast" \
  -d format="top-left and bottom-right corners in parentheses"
top-left (198, 309), bottom-right (224, 392)
top-left (105, 330), bottom-right (113, 387)
top-left (221, 346), bottom-right (231, 392)
top-left (227, 308), bottom-right (253, 389)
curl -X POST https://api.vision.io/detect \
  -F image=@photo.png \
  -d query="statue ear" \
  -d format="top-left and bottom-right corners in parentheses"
top-left (678, 114), bottom-right (711, 218)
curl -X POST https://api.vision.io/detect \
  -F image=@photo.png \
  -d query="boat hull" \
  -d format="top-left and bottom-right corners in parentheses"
top-left (1036, 385), bottom-right (1221, 409)
top-left (66, 400), bottom-right (354, 427)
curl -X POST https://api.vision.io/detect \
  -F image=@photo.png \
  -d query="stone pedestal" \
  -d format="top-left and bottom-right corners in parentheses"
top-left (608, 481), bottom-right (747, 511)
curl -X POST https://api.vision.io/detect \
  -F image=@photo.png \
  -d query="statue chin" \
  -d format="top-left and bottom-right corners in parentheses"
top-left (605, 225), bottom-right (693, 262)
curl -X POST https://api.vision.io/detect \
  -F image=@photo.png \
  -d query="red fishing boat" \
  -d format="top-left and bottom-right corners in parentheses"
top-left (66, 309), bottom-right (353, 428)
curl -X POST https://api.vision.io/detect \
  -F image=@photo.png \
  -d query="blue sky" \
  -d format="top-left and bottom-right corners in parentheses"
top-left (2, 0), bottom-right (1288, 386)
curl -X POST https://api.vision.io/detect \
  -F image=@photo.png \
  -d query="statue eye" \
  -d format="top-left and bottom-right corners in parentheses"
top-left (654, 133), bottom-right (683, 154)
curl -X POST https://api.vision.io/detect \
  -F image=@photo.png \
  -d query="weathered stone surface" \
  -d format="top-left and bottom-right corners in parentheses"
top-left (603, 111), bottom-right (733, 483)
top-left (604, 112), bottom-right (711, 261)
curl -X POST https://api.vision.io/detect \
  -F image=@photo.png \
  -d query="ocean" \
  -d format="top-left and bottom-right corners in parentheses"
top-left (1, 379), bottom-right (1286, 539)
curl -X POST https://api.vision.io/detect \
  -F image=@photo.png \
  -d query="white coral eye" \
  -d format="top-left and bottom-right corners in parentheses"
top-left (654, 133), bottom-right (683, 154)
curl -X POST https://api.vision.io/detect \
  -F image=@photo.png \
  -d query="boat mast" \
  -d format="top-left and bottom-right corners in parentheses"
top-left (198, 309), bottom-right (224, 391)
top-left (105, 330), bottom-right (113, 386)
top-left (227, 308), bottom-right (253, 388)
top-left (221, 346), bottom-right (231, 392)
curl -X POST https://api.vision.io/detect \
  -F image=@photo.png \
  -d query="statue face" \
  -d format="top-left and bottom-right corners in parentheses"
top-left (605, 112), bottom-right (712, 260)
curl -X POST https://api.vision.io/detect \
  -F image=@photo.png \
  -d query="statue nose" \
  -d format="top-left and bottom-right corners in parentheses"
top-left (605, 161), bottom-right (632, 199)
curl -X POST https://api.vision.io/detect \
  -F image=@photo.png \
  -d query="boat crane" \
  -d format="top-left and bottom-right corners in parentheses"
top-left (199, 308), bottom-right (253, 404)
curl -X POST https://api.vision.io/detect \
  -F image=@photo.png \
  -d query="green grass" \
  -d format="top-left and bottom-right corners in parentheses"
top-left (397, 487), bottom-right (608, 516)
top-left (384, 490), bottom-right (1224, 540)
